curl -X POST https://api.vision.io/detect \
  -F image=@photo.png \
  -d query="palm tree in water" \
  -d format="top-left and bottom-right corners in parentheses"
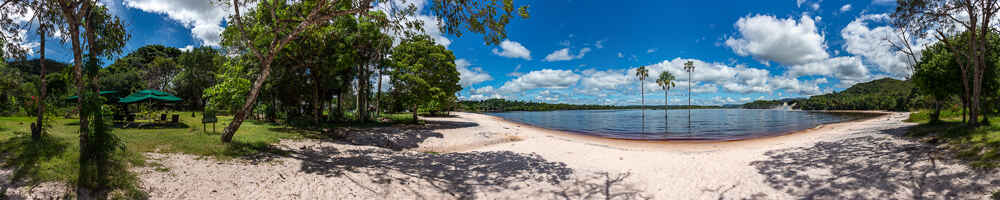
top-left (683, 61), bottom-right (695, 128)
top-left (656, 71), bottom-right (676, 125)
top-left (635, 66), bottom-right (649, 117)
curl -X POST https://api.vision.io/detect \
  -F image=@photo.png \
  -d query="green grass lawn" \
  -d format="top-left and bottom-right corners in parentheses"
top-left (906, 109), bottom-right (1000, 169)
top-left (0, 111), bottom-right (418, 198)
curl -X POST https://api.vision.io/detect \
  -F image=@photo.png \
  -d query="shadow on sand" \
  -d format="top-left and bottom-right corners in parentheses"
top-left (541, 171), bottom-right (651, 200)
top-left (750, 126), bottom-right (999, 199)
top-left (334, 120), bottom-right (478, 151)
top-left (288, 145), bottom-right (649, 199)
top-left (261, 118), bottom-right (649, 199)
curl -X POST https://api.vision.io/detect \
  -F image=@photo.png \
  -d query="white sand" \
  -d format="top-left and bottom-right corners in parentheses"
top-left (6, 111), bottom-right (998, 199)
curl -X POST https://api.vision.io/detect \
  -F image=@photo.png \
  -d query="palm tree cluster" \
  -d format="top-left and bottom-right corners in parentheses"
top-left (633, 61), bottom-right (693, 124)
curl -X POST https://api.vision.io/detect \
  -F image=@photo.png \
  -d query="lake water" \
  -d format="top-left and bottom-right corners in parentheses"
top-left (487, 109), bottom-right (882, 141)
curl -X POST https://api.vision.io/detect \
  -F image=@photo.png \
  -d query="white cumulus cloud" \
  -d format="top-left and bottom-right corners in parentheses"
top-left (841, 14), bottom-right (927, 78)
top-left (124, 0), bottom-right (227, 46)
top-left (787, 56), bottom-right (870, 81)
top-left (839, 4), bottom-right (852, 13)
top-left (455, 59), bottom-right (493, 87)
top-left (499, 69), bottom-right (581, 94)
top-left (725, 14), bottom-right (829, 66)
top-left (543, 47), bottom-right (591, 62)
top-left (491, 40), bottom-right (532, 60)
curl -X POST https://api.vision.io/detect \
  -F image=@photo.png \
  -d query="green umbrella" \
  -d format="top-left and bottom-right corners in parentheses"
top-left (118, 89), bottom-right (182, 104)
top-left (64, 90), bottom-right (118, 100)
top-left (132, 89), bottom-right (171, 96)
top-left (118, 94), bottom-right (182, 104)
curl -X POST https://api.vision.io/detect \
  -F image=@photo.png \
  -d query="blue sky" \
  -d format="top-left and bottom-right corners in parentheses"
top-left (17, 0), bottom-right (914, 106)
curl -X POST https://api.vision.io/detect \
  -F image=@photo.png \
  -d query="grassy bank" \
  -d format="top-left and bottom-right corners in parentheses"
top-left (906, 109), bottom-right (1000, 169)
top-left (0, 111), bottom-right (415, 198)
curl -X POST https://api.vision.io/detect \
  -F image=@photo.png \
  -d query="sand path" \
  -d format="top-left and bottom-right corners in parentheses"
top-left (127, 111), bottom-right (998, 199)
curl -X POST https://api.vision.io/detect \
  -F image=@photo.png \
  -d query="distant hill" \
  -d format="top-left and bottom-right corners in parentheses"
top-left (795, 78), bottom-right (915, 111)
top-left (7, 59), bottom-right (70, 75)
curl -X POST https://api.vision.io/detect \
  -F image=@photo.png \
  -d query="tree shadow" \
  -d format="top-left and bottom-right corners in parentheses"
top-left (222, 141), bottom-right (290, 163)
top-left (290, 146), bottom-right (573, 198)
top-left (0, 135), bottom-right (71, 200)
top-left (331, 120), bottom-right (478, 151)
top-left (750, 126), bottom-right (999, 199)
top-left (119, 122), bottom-right (191, 129)
top-left (540, 171), bottom-right (652, 200)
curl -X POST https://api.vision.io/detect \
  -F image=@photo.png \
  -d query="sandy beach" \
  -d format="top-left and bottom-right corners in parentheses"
top-left (123, 111), bottom-right (1000, 199)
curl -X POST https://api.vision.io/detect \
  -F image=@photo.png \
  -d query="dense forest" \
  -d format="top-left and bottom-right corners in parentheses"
top-left (795, 78), bottom-right (917, 111)
top-left (458, 99), bottom-right (721, 112)
top-left (740, 78), bottom-right (918, 111)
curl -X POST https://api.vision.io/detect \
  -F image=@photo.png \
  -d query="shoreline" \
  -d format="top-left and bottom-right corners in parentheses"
top-left (468, 110), bottom-right (897, 151)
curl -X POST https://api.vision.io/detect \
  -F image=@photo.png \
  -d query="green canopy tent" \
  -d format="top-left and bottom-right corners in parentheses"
top-left (118, 89), bottom-right (182, 104)
top-left (127, 89), bottom-right (171, 97)
top-left (118, 94), bottom-right (182, 103)
top-left (118, 89), bottom-right (183, 123)
top-left (64, 90), bottom-right (119, 101)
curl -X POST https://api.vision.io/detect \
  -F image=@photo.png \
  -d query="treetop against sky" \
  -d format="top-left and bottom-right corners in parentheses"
top-left (12, 0), bottom-right (911, 106)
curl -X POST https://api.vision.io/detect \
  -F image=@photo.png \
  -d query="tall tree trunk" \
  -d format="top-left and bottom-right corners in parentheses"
top-left (412, 103), bottom-right (418, 123)
top-left (931, 99), bottom-right (941, 123)
top-left (356, 64), bottom-right (370, 122)
top-left (328, 99), bottom-right (334, 122)
top-left (310, 68), bottom-right (320, 124)
top-left (664, 91), bottom-right (669, 127)
top-left (221, 58), bottom-right (274, 143)
top-left (337, 91), bottom-right (344, 122)
top-left (375, 68), bottom-right (382, 118)
top-left (62, 7), bottom-right (89, 198)
top-left (84, 15), bottom-right (108, 198)
top-left (32, 29), bottom-right (47, 140)
top-left (962, 95), bottom-right (968, 123)
top-left (640, 80), bottom-right (644, 117)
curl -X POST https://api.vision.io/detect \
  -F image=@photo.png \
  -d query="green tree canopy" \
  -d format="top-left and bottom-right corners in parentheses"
top-left (391, 35), bottom-right (461, 118)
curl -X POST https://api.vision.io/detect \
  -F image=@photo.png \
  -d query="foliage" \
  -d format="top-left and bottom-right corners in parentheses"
top-left (0, 61), bottom-right (29, 115)
top-left (203, 58), bottom-right (253, 114)
top-left (910, 31), bottom-right (1000, 122)
top-left (8, 59), bottom-right (73, 101)
top-left (655, 72), bottom-right (675, 91)
top-left (912, 38), bottom-right (967, 122)
top-left (103, 45), bottom-right (183, 94)
top-left (894, 0), bottom-right (1000, 126)
top-left (796, 78), bottom-right (916, 111)
top-left (0, 0), bottom-right (32, 58)
top-left (172, 47), bottom-right (223, 110)
top-left (390, 35), bottom-right (461, 115)
top-left (214, 0), bottom-right (528, 142)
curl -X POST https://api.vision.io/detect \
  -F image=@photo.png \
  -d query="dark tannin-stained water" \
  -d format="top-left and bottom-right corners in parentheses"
top-left (488, 109), bottom-right (882, 140)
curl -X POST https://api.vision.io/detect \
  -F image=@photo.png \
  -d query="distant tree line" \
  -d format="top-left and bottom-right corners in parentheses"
top-left (742, 100), bottom-right (790, 109)
top-left (459, 98), bottom-right (721, 112)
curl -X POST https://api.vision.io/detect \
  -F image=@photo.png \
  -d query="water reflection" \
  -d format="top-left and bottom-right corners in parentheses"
top-left (489, 109), bottom-right (882, 141)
